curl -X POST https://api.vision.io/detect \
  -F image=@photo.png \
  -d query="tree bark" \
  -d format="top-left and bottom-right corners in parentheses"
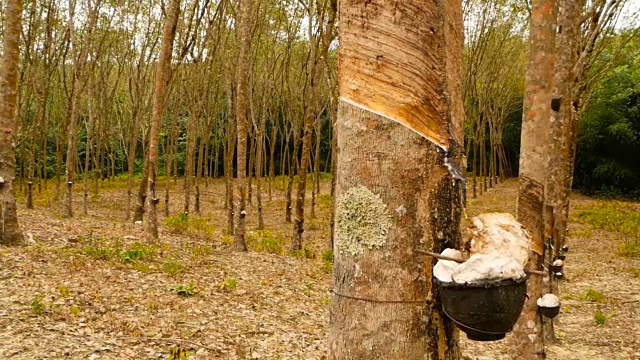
top-left (232, 0), bottom-right (254, 251)
top-left (0, 0), bottom-right (25, 245)
top-left (328, 0), bottom-right (464, 358)
top-left (63, 0), bottom-right (99, 218)
top-left (145, 0), bottom-right (181, 240)
top-left (511, 0), bottom-right (558, 358)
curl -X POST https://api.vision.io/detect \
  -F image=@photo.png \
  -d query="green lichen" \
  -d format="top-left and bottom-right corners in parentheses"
top-left (335, 186), bottom-right (393, 256)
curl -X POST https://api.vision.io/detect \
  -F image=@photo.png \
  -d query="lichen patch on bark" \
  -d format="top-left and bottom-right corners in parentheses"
top-left (335, 186), bottom-right (392, 256)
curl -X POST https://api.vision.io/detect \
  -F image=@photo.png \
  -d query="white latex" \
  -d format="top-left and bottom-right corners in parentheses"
top-left (469, 213), bottom-right (531, 267)
top-left (451, 251), bottom-right (526, 283)
top-left (537, 293), bottom-right (560, 307)
top-left (553, 259), bottom-right (564, 266)
top-left (433, 248), bottom-right (464, 283)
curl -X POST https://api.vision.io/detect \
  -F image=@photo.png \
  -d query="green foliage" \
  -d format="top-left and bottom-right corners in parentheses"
top-left (163, 260), bottom-right (185, 276)
top-left (594, 311), bottom-right (609, 325)
top-left (120, 249), bottom-right (146, 263)
top-left (583, 289), bottom-right (606, 303)
top-left (168, 345), bottom-right (189, 360)
top-left (174, 284), bottom-right (198, 297)
top-left (84, 247), bottom-right (117, 260)
top-left (627, 267), bottom-right (640, 278)
top-left (289, 245), bottom-right (316, 259)
top-left (317, 194), bottom-right (332, 210)
top-left (164, 212), bottom-right (189, 233)
top-left (573, 202), bottom-right (640, 237)
top-left (57, 285), bottom-right (71, 297)
top-left (220, 279), bottom-right (237, 292)
top-left (321, 249), bottom-right (333, 274)
top-left (30, 296), bottom-right (46, 315)
top-left (70, 305), bottom-right (81, 316)
top-left (165, 213), bottom-right (217, 238)
top-left (120, 243), bottom-right (154, 263)
top-left (575, 31), bottom-right (640, 197)
top-left (220, 235), bottom-right (232, 246)
top-left (246, 230), bottom-right (284, 255)
top-left (618, 241), bottom-right (640, 258)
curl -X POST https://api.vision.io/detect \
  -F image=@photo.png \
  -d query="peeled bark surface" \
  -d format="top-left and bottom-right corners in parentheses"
top-left (329, 0), bottom-right (464, 358)
top-left (339, 1), bottom-right (455, 149)
top-left (511, 0), bottom-right (557, 358)
top-left (0, 0), bottom-right (24, 245)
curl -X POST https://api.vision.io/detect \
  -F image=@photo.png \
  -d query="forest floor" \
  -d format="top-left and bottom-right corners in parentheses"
top-left (1, 177), bottom-right (639, 359)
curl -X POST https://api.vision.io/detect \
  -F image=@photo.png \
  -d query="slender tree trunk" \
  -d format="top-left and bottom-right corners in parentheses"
top-left (225, 118), bottom-right (235, 234)
top-left (311, 115), bottom-right (322, 219)
top-left (126, 106), bottom-right (140, 220)
top-left (329, 0), bottom-right (464, 358)
top-left (184, 108), bottom-right (199, 214)
top-left (64, 0), bottom-right (99, 218)
top-left (0, 0), bottom-right (25, 245)
top-left (232, 0), bottom-right (254, 251)
top-left (511, 0), bottom-right (557, 358)
top-left (145, 0), bottom-right (180, 240)
top-left (255, 117), bottom-right (265, 230)
top-left (268, 122), bottom-right (276, 201)
top-left (83, 107), bottom-right (94, 215)
top-left (543, 0), bottom-right (578, 343)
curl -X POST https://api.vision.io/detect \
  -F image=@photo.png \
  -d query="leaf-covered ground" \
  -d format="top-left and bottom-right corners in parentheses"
top-left (1, 178), bottom-right (639, 359)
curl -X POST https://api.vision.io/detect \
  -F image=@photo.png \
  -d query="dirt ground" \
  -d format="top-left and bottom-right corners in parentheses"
top-left (1, 177), bottom-right (639, 359)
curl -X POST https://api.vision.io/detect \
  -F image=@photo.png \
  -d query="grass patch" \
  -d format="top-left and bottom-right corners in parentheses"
top-left (84, 247), bottom-right (118, 260)
top-left (119, 242), bottom-right (155, 263)
top-left (163, 260), bottom-right (186, 276)
top-left (165, 212), bottom-right (217, 238)
top-left (321, 249), bottom-right (333, 274)
top-left (173, 284), bottom-right (198, 297)
top-left (594, 311), bottom-right (609, 325)
top-left (317, 194), bottom-right (332, 210)
top-left (572, 201), bottom-right (640, 238)
top-left (247, 230), bottom-right (285, 255)
top-left (627, 267), bottom-right (640, 278)
top-left (583, 289), bottom-right (606, 303)
top-left (57, 285), bottom-right (71, 297)
top-left (618, 240), bottom-right (640, 258)
top-left (30, 296), bottom-right (46, 315)
top-left (220, 279), bottom-right (237, 292)
top-left (290, 245), bottom-right (316, 259)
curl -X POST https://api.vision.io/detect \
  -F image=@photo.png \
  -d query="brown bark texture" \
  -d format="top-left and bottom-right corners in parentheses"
top-left (146, 0), bottom-right (180, 240)
top-left (0, 0), bottom-right (25, 245)
top-left (292, 0), bottom-right (337, 251)
top-left (232, 0), bottom-right (254, 251)
top-left (328, 0), bottom-right (465, 358)
top-left (338, 1), bottom-right (458, 149)
top-left (511, 0), bottom-right (558, 358)
top-left (64, 0), bottom-right (99, 218)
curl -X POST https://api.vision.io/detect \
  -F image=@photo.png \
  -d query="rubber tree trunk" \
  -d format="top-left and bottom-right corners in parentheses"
top-left (510, 0), bottom-right (557, 358)
top-left (0, 0), bottom-right (24, 245)
top-left (63, 0), bottom-right (98, 218)
top-left (145, 0), bottom-right (180, 240)
top-left (232, 0), bottom-right (253, 251)
top-left (542, 0), bottom-right (578, 343)
top-left (328, 0), bottom-right (465, 358)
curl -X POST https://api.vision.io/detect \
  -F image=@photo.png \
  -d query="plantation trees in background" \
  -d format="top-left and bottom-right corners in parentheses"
top-left (575, 31), bottom-right (640, 197)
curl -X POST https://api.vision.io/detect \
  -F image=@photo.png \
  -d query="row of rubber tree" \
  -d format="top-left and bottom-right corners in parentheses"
top-left (0, 0), bottom-right (339, 251)
top-left (0, 0), bottom-right (635, 358)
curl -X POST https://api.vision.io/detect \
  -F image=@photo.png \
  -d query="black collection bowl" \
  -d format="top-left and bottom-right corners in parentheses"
top-left (434, 277), bottom-right (528, 341)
